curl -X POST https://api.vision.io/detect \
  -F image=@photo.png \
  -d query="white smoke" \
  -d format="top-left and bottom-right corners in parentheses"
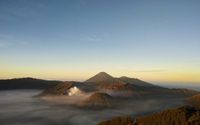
top-left (68, 86), bottom-right (82, 96)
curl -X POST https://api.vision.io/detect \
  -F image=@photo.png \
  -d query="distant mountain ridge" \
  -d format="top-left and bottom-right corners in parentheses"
top-left (119, 76), bottom-right (155, 87)
top-left (0, 78), bottom-right (60, 90)
top-left (1, 72), bottom-right (198, 99)
top-left (0, 72), bottom-right (160, 91)
top-left (85, 72), bottom-right (157, 88)
top-left (40, 72), bottom-right (198, 98)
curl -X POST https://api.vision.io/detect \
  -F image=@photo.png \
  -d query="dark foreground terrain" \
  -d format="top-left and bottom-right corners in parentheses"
top-left (98, 106), bottom-right (200, 125)
top-left (98, 94), bottom-right (200, 125)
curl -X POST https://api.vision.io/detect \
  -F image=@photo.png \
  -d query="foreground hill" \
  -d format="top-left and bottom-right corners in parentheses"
top-left (79, 92), bottom-right (112, 108)
top-left (187, 93), bottom-right (200, 109)
top-left (0, 78), bottom-right (60, 90)
top-left (98, 106), bottom-right (200, 125)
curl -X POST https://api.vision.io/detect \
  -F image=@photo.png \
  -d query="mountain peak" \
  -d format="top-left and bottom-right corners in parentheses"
top-left (97, 72), bottom-right (110, 76)
top-left (85, 72), bottom-right (114, 82)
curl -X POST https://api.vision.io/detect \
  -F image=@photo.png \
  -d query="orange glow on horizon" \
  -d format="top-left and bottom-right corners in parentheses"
top-left (0, 67), bottom-right (199, 84)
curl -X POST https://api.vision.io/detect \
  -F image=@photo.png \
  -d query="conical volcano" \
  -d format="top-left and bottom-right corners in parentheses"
top-left (80, 92), bottom-right (112, 108)
top-left (85, 72), bottom-right (115, 83)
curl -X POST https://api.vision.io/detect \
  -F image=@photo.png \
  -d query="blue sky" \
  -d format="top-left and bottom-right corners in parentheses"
top-left (0, 0), bottom-right (200, 84)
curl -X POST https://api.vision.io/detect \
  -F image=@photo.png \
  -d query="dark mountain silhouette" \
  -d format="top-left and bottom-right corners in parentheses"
top-left (40, 72), bottom-right (198, 97)
top-left (0, 78), bottom-right (60, 90)
top-left (119, 76), bottom-right (155, 87)
top-left (98, 106), bottom-right (200, 125)
top-left (85, 72), bottom-right (115, 83)
top-left (85, 72), bottom-right (165, 97)
top-left (85, 72), bottom-right (163, 90)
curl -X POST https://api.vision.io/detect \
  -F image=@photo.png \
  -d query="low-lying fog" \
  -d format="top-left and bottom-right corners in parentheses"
top-left (0, 90), bottom-right (186, 125)
top-left (162, 84), bottom-right (200, 91)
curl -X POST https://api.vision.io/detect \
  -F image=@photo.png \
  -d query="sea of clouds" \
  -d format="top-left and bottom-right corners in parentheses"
top-left (0, 90), bottom-right (186, 125)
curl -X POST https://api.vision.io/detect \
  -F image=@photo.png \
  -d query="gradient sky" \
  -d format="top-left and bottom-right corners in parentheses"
top-left (0, 0), bottom-right (200, 84)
